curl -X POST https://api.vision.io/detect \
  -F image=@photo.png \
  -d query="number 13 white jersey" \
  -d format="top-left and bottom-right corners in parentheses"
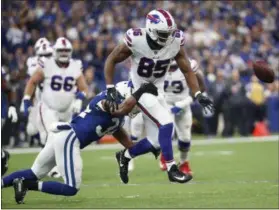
top-left (123, 28), bottom-right (185, 93)
top-left (37, 57), bottom-right (82, 112)
top-left (164, 58), bottom-right (199, 104)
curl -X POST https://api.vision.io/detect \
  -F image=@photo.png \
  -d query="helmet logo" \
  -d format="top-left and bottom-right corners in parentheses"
top-left (147, 14), bottom-right (160, 24)
top-left (62, 39), bottom-right (67, 47)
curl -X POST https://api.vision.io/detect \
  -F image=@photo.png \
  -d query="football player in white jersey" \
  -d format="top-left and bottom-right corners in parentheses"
top-left (105, 9), bottom-right (213, 183)
top-left (23, 37), bottom-right (88, 146)
top-left (160, 58), bottom-right (208, 175)
top-left (25, 39), bottom-right (53, 143)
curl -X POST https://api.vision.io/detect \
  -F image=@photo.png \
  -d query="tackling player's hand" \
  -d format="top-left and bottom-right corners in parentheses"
top-left (106, 85), bottom-right (119, 112)
top-left (139, 83), bottom-right (158, 96)
top-left (195, 92), bottom-right (214, 114)
top-left (23, 95), bottom-right (32, 117)
top-left (132, 83), bottom-right (158, 101)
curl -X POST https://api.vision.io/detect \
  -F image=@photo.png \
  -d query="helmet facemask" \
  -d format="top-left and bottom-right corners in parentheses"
top-left (154, 29), bottom-right (175, 46)
top-left (55, 48), bottom-right (72, 63)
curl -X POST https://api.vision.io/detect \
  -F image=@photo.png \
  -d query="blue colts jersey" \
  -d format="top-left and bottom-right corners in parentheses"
top-left (71, 91), bottom-right (124, 149)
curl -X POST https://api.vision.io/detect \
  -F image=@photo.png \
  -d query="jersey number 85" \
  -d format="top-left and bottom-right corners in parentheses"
top-left (137, 57), bottom-right (170, 78)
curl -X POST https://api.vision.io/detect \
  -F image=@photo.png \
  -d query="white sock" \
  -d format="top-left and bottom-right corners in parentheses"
top-left (166, 160), bottom-right (176, 171)
top-left (38, 181), bottom-right (43, 191)
top-left (180, 151), bottom-right (189, 164)
top-left (124, 150), bottom-right (132, 159)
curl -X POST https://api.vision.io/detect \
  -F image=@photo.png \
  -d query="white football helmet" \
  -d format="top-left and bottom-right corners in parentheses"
top-left (34, 37), bottom-right (50, 54)
top-left (37, 43), bottom-right (53, 57)
top-left (53, 37), bottom-right (73, 63)
top-left (115, 81), bottom-right (140, 118)
top-left (146, 9), bottom-right (177, 46)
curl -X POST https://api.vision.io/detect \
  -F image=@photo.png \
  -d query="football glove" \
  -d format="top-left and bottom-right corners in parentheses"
top-left (195, 92), bottom-right (214, 114)
top-left (106, 85), bottom-right (119, 112)
top-left (8, 105), bottom-right (18, 123)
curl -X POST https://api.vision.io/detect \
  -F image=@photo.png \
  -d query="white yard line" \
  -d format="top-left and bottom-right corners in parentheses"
top-left (81, 179), bottom-right (279, 188)
top-left (7, 135), bottom-right (279, 155)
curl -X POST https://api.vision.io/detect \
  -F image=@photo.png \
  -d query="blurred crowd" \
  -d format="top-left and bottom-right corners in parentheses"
top-left (1, 0), bottom-right (279, 147)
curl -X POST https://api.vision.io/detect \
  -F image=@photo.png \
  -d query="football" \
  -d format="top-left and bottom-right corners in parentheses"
top-left (252, 60), bottom-right (275, 83)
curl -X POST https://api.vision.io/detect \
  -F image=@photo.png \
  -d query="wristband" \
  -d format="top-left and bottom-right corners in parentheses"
top-left (76, 91), bottom-right (86, 100)
top-left (23, 95), bottom-right (31, 100)
top-left (106, 84), bottom-right (115, 89)
top-left (202, 92), bottom-right (208, 97)
top-left (194, 91), bottom-right (201, 98)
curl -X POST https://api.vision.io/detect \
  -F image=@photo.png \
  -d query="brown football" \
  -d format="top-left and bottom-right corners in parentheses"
top-left (252, 61), bottom-right (275, 83)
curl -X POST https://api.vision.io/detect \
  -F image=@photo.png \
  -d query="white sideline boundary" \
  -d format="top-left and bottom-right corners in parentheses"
top-left (6, 135), bottom-right (279, 155)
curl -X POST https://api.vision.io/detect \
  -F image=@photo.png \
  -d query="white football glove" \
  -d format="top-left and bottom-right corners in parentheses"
top-left (8, 106), bottom-right (18, 123)
top-left (72, 99), bottom-right (83, 114)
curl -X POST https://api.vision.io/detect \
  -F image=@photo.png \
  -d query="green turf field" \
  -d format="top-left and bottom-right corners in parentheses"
top-left (1, 138), bottom-right (279, 209)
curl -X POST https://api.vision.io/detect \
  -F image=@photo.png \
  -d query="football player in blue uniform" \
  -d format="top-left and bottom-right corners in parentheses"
top-left (1, 81), bottom-right (158, 204)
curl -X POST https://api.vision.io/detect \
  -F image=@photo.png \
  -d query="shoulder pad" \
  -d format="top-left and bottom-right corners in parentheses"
top-left (37, 58), bottom-right (45, 69)
top-left (26, 57), bottom-right (36, 68)
top-left (123, 28), bottom-right (144, 49)
top-left (173, 30), bottom-right (185, 46)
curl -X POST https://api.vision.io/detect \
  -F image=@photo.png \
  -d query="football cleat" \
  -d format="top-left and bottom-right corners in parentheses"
top-left (13, 178), bottom-right (27, 204)
top-left (159, 153), bottom-right (167, 171)
top-left (179, 161), bottom-right (193, 175)
top-left (115, 150), bottom-right (130, 184)
top-left (168, 164), bottom-right (193, 183)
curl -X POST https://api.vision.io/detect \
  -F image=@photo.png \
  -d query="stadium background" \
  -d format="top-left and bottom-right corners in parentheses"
top-left (1, 0), bottom-right (279, 147)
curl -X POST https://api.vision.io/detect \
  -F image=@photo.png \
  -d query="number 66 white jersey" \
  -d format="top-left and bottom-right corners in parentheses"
top-left (123, 28), bottom-right (185, 93)
top-left (38, 57), bottom-right (82, 112)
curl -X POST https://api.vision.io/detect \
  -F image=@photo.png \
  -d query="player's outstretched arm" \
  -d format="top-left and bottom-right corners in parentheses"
top-left (175, 47), bottom-right (214, 112)
top-left (24, 68), bottom-right (44, 97)
top-left (76, 74), bottom-right (89, 97)
top-left (104, 43), bottom-right (133, 112)
top-left (106, 83), bottom-right (158, 116)
top-left (103, 96), bottom-right (137, 116)
top-left (23, 68), bottom-right (44, 116)
top-left (175, 47), bottom-right (200, 96)
top-left (104, 43), bottom-right (132, 85)
top-left (113, 127), bottom-right (135, 149)
top-left (196, 69), bottom-right (206, 93)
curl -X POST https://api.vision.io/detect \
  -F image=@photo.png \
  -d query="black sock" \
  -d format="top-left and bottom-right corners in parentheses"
top-left (23, 180), bottom-right (39, 191)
